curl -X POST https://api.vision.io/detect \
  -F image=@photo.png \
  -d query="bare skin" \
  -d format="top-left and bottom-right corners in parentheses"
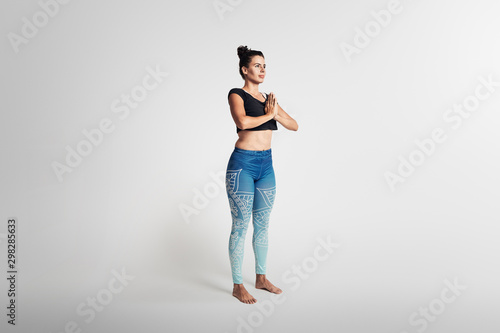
top-left (232, 274), bottom-right (283, 304)
top-left (229, 55), bottom-right (299, 151)
top-left (228, 54), bottom-right (298, 304)
top-left (255, 274), bottom-right (283, 294)
top-left (232, 283), bottom-right (257, 304)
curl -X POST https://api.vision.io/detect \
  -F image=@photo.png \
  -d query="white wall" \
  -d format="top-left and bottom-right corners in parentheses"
top-left (1, 0), bottom-right (499, 332)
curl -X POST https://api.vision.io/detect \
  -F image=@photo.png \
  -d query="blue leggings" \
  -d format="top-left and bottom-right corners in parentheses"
top-left (225, 147), bottom-right (276, 284)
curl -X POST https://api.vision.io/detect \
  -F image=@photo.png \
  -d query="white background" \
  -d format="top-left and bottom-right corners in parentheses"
top-left (1, 0), bottom-right (499, 332)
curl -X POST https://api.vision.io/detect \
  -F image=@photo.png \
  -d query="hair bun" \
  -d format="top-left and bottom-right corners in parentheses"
top-left (237, 45), bottom-right (250, 58)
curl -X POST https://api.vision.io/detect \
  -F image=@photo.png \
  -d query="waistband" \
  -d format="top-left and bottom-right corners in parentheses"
top-left (233, 146), bottom-right (272, 156)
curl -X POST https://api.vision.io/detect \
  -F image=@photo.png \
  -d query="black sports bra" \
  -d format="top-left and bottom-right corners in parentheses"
top-left (228, 88), bottom-right (278, 133)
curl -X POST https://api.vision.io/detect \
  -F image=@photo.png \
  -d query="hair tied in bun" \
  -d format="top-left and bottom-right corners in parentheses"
top-left (237, 45), bottom-right (264, 80)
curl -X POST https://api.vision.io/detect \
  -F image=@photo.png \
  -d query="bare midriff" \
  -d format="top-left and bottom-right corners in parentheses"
top-left (235, 129), bottom-right (272, 151)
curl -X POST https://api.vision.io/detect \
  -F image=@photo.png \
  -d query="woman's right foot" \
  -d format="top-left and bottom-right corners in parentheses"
top-left (233, 284), bottom-right (257, 304)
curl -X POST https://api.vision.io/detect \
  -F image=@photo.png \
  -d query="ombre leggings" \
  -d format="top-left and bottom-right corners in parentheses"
top-left (225, 146), bottom-right (276, 284)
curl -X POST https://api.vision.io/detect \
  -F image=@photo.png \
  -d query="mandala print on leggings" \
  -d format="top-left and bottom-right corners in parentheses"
top-left (226, 169), bottom-right (254, 283)
top-left (252, 185), bottom-right (276, 274)
top-left (226, 168), bottom-right (276, 283)
top-left (252, 186), bottom-right (276, 247)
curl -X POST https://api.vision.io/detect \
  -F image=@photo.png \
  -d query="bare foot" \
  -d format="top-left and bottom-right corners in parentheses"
top-left (232, 284), bottom-right (257, 304)
top-left (255, 274), bottom-right (282, 294)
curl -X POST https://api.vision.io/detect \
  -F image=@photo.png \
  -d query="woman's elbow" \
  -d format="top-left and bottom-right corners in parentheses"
top-left (237, 117), bottom-right (248, 130)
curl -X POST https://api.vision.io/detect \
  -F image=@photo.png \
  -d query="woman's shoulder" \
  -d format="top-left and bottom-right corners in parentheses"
top-left (228, 87), bottom-right (245, 100)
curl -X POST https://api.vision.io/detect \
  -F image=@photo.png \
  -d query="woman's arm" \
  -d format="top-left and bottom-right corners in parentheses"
top-left (229, 94), bottom-right (274, 130)
top-left (274, 102), bottom-right (299, 131)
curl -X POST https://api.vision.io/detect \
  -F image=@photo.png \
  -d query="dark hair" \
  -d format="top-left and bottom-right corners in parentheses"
top-left (237, 45), bottom-right (264, 80)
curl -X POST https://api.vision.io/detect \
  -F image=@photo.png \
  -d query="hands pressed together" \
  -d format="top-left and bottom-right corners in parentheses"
top-left (264, 92), bottom-right (279, 119)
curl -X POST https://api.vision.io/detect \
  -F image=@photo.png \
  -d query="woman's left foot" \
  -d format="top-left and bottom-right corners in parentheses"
top-left (255, 276), bottom-right (282, 294)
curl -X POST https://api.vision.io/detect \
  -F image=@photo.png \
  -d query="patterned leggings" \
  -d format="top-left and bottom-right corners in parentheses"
top-left (225, 146), bottom-right (276, 284)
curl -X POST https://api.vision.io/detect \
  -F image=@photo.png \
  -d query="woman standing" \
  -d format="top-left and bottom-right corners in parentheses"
top-left (225, 45), bottom-right (299, 304)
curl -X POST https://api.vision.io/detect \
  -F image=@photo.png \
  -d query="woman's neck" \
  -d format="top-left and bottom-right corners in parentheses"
top-left (242, 81), bottom-right (260, 94)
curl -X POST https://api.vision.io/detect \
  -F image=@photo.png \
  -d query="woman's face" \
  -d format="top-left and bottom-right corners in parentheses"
top-left (243, 56), bottom-right (266, 83)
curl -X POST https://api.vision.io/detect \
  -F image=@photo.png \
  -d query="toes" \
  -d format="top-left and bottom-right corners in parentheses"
top-left (269, 286), bottom-right (281, 293)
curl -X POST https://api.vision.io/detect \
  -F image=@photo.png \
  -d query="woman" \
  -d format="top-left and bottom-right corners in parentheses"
top-left (225, 45), bottom-right (299, 304)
